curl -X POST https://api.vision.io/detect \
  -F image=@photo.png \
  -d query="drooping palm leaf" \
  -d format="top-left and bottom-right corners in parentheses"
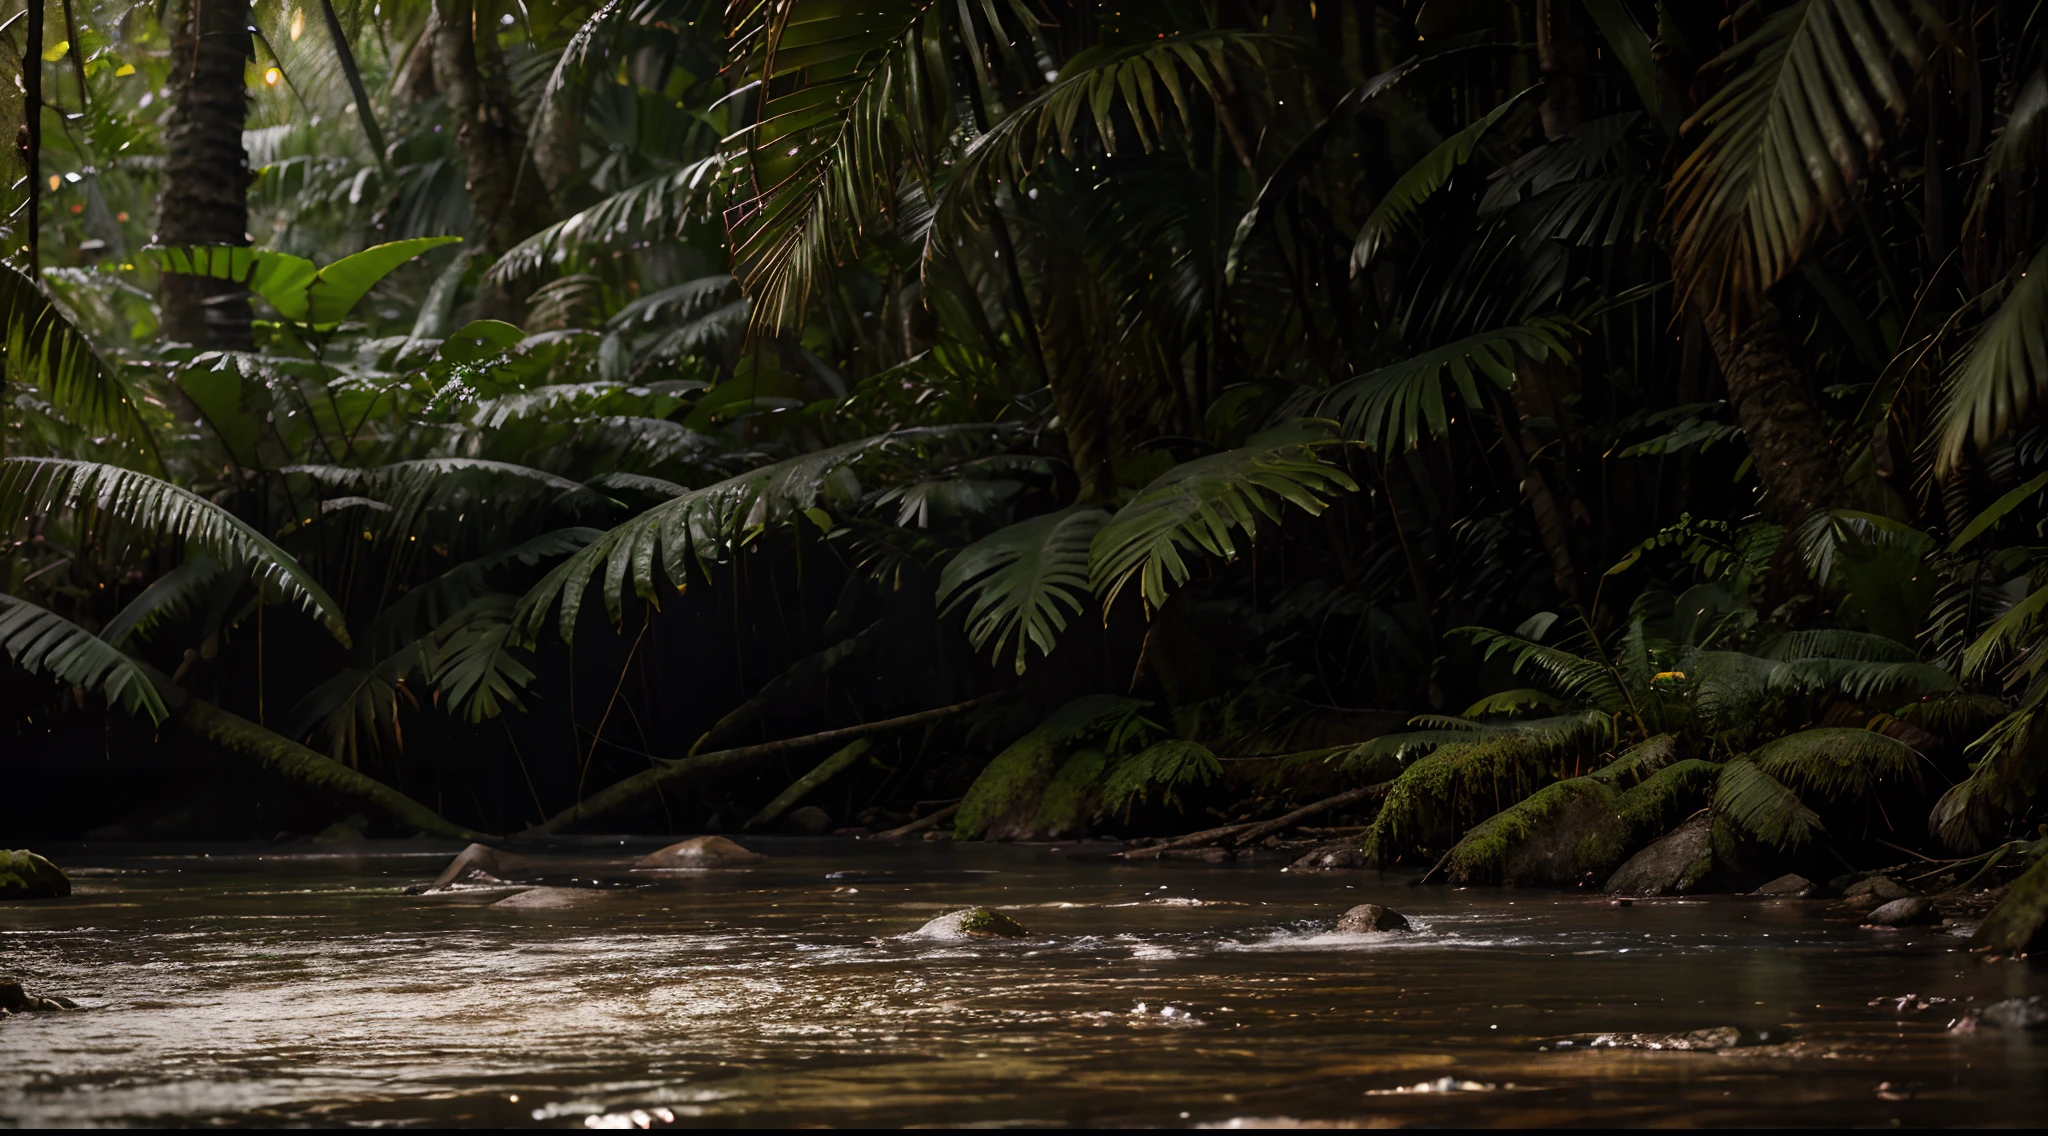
top-left (1751, 726), bottom-right (1920, 806)
top-left (1350, 85), bottom-right (1538, 275)
top-left (1667, 0), bottom-right (1934, 320)
top-left (0, 262), bottom-right (157, 463)
top-left (490, 157), bottom-right (725, 282)
top-left (1, 459), bottom-right (350, 646)
top-left (0, 592), bottom-right (167, 724)
top-left (1088, 425), bottom-right (1356, 612)
top-left (1713, 756), bottom-right (1824, 850)
top-left (938, 504), bottom-right (1108, 675)
top-left (1933, 247), bottom-right (2048, 472)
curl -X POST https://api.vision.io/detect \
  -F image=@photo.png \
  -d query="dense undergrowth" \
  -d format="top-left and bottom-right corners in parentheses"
top-left (0, 1), bottom-right (2045, 934)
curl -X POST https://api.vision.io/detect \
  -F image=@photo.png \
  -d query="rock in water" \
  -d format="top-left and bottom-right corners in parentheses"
top-left (1843, 875), bottom-right (1913, 902)
top-left (423, 843), bottom-right (523, 890)
top-left (1864, 896), bottom-right (1940, 927)
top-left (1290, 843), bottom-right (1369, 871)
top-left (1754, 873), bottom-right (1814, 897)
top-left (490, 887), bottom-right (598, 910)
top-left (1603, 815), bottom-right (1713, 896)
top-left (1336, 904), bottom-right (1411, 933)
top-left (786, 806), bottom-right (833, 834)
top-left (634, 835), bottom-right (764, 869)
top-left (908, 907), bottom-right (1030, 939)
top-left (1973, 855), bottom-right (2048, 955)
top-left (0, 850), bottom-right (71, 900)
top-left (1979, 996), bottom-right (2048, 1030)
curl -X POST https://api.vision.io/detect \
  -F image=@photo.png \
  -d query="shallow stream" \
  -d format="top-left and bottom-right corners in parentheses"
top-left (2, 838), bottom-right (2043, 1127)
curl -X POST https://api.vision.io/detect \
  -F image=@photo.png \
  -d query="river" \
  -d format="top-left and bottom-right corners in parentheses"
top-left (2, 838), bottom-right (2042, 1127)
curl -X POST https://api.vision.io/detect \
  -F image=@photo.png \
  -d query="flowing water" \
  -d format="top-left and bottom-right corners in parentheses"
top-left (1, 838), bottom-right (2043, 1128)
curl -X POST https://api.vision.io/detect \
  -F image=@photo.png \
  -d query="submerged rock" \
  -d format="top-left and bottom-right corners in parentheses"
top-left (0, 976), bottom-right (75, 1013)
top-left (1979, 996), bottom-right (2048, 1030)
top-left (1335, 904), bottom-right (1410, 933)
top-left (908, 907), bottom-right (1031, 939)
top-left (1290, 842), bottom-right (1369, 871)
top-left (420, 843), bottom-right (536, 890)
top-left (1754, 873), bottom-right (1815, 897)
top-left (0, 850), bottom-right (70, 901)
top-left (1864, 896), bottom-right (1940, 927)
top-left (1555, 1025), bottom-right (1754, 1051)
top-left (1604, 815), bottom-right (1713, 896)
top-left (633, 835), bottom-right (764, 869)
top-left (490, 887), bottom-right (600, 910)
top-left (1972, 855), bottom-right (2048, 955)
top-left (1843, 875), bottom-right (1914, 903)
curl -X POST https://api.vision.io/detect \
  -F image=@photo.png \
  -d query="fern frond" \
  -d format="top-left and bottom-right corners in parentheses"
top-left (1753, 726), bottom-right (1920, 806)
top-left (1713, 757), bottom-right (1824, 851)
top-left (1317, 319), bottom-right (1575, 453)
top-left (1, 262), bottom-right (157, 464)
top-left (937, 505), bottom-right (1107, 675)
top-left (1101, 739), bottom-right (1222, 814)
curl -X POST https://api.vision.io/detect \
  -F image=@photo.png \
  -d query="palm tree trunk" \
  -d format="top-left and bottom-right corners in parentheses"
top-left (157, 0), bottom-right (253, 349)
top-left (432, 0), bottom-right (550, 320)
top-left (1698, 298), bottom-right (1847, 528)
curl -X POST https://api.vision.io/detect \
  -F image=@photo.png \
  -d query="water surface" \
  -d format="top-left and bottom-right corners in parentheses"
top-left (2, 839), bottom-right (2042, 1127)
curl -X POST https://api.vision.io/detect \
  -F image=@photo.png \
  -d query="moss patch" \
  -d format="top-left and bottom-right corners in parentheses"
top-left (1364, 735), bottom-right (1550, 865)
top-left (956, 694), bottom-right (1138, 840)
top-left (1033, 748), bottom-right (1107, 838)
top-left (0, 850), bottom-right (70, 900)
top-left (1973, 853), bottom-right (2048, 954)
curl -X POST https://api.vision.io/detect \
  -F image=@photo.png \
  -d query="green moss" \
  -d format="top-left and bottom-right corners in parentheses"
top-left (1033, 748), bottom-right (1107, 837)
top-left (1438, 777), bottom-right (1620, 885)
top-left (955, 694), bottom-right (1138, 840)
top-left (1364, 736), bottom-right (1549, 864)
top-left (1614, 759), bottom-right (1720, 834)
top-left (0, 850), bottom-right (70, 900)
top-left (1973, 853), bottom-right (2048, 954)
top-left (957, 907), bottom-right (1030, 938)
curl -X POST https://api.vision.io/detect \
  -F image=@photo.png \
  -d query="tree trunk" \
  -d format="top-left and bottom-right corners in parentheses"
top-left (432, 0), bottom-right (551, 321)
top-left (1698, 298), bottom-right (1847, 528)
top-left (158, 0), bottom-right (253, 349)
top-left (1535, 0), bottom-right (1591, 141)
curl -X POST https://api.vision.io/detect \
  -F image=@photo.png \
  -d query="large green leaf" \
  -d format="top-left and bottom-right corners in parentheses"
top-left (141, 238), bottom-right (460, 327)
top-left (938, 504), bottom-right (1108, 675)
top-left (0, 592), bottom-right (167, 724)
top-left (1088, 425), bottom-right (1356, 612)
top-left (1934, 247), bottom-right (2048, 472)
top-left (491, 158), bottom-right (724, 282)
top-left (1713, 757), bottom-right (1824, 851)
top-left (1, 459), bottom-right (351, 647)
top-left (1667, 0), bottom-right (1934, 319)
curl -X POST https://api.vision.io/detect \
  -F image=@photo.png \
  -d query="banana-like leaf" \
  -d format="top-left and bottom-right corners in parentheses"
top-left (0, 593), bottom-right (168, 724)
top-left (1667, 0), bottom-right (1934, 320)
top-left (1, 458), bottom-right (351, 646)
top-left (1350, 85), bottom-right (1538, 274)
top-left (1934, 248), bottom-right (2048, 472)
top-left (1, 262), bottom-right (157, 462)
top-left (141, 237), bottom-right (460, 327)
top-left (939, 504), bottom-right (1108, 675)
top-left (1089, 425), bottom-right (1357, 612)
top-left (1318, 319), bottom-right (1574, 453)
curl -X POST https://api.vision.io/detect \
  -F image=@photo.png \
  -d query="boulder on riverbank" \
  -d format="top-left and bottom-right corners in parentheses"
top-left (1753, 873), bottom-right (1814, 897)
top-left (633, 835), bottom-right (764, 868)
top-left (1604, 815), bottom-right (1713, 896)
top-left (1843, 875), bottom-right (1914, 903)
top-left (0, 850), bottom-right (70, 901)
top-left (1335, 904), bottom-right (1410, 933)
top-left (1972, 855), bottom-right (2048, 955)
top-left (907, 907), bottom-right (1030, 940)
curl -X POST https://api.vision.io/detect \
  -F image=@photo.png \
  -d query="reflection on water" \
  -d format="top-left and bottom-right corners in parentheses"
top-left (1, 838), bottom-right (2043, 1127)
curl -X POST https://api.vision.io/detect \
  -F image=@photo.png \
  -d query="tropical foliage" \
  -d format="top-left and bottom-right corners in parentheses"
top-left (0, 0), bottom-right (2044, 899)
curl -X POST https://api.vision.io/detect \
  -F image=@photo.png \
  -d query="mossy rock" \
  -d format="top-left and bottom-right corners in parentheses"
top-left (1973, 854), bottom-right (2048, 954)
top-left (910, 907), bottom-right (1031, 939)
top-left (1605, 814), bottom-right (1715, 895)
top-left (0, 850), bottom-right (71, 901)
top-left (1436, 752), bottom-right (1720, 886)
top-left (956, 695), bottom-right (1135, 841)
top-left (1032, 749), bottom-right (1107, 838)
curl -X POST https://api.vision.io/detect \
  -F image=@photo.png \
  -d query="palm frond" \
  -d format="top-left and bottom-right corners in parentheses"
top-left (423, 596), bottom-right (538, 723)
top-left (99, 555), bottom-right (227, 647)
top-left (1, 459), bottom-right (350, 646)
top-left (1350, 85), bottom-right (1538, 274)
top-left (491, 157), bottom-right (725, 282)
top-left (1, 262), bottom-right (157, 464)
top-left (937, 505), bottom-right (1107, 675)
top-left (1315, 319), bottom-right (1575, 453)
top-left (0, 592), bottom-right (167, 724)
top-left (1088, 425), bottom-right (1356, 612)
top-left (1933, 247), bottom-right (2048, 471)
top-left (1101, 738), bottom-right (1222, 814)
top-left (1713, 757), bottom-right (1824, 851)
top-left (1751, 726), bottom-right (1920, 806)
top-left (1667, 0), bottom-right (1934, 320)
top-left (1459, 625), bottom-right (1630, 713)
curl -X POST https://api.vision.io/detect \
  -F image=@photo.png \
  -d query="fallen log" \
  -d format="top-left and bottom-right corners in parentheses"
top-left (1118, 782), bottom-right (1390, 859)
top-left (871, 801), bottom-right (961, 840)
top-left (522, 696), bottom-right (995, 837)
